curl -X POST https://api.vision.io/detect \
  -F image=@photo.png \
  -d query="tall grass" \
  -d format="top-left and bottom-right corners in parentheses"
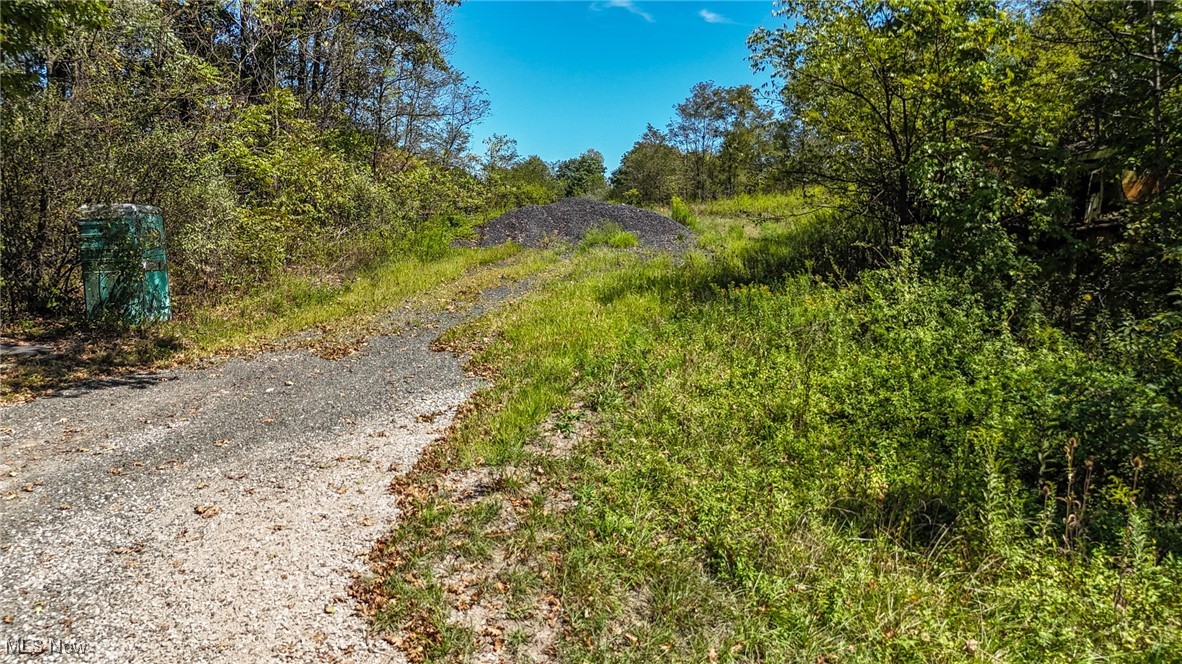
top-left (379, 193), bottom-right (1182, 661)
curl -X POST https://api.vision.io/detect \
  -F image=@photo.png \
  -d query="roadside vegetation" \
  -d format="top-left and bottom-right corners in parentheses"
top-left (354, 1), bottom-right (1181, 659)
top-left (358, 193), bottom-right (1182, 662)
top-left (0, 0), bottom-right (601, 398)
top-left (3, 0), bottom-right (1180, 660)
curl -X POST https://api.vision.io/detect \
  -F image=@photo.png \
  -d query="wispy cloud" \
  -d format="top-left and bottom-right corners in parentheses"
top-left (698, 8), bottom-right (733, 24)
top-left (592, 0), bottom-right (654, 23)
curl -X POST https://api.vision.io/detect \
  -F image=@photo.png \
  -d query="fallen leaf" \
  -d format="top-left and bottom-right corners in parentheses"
top-left (108, 467), bottom-right (123, 476)
top-left (2, 615), bottom-right (12, 624)
top-left (58, 503), bottom-right (71, 510)
top-left (20, 484), bottom-right (33, 492)
top-left (194, 504), bottom-right (220, 519)
top-left (260, 418), bottom-right (274, 424)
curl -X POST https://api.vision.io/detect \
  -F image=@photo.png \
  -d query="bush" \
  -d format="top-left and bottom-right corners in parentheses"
top-left (669, 196), bottom-right (698, 229)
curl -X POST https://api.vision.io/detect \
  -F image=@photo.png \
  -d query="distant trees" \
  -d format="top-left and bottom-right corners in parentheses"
top-left (609, 125), bottom-right (681, 204)
top-left (609, 82), bottom-right (779, 204)
top-left (555, 149), bottom-right (607, 198)
top-left (480, 135), bottom-right (563, 209)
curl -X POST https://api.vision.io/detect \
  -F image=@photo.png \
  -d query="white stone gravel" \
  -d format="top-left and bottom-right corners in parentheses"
top-left (0, 285), bottom-right (526, 663)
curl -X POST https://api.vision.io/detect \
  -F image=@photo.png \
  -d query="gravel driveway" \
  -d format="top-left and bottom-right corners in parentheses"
top-left (0, 283), bottom-right (526, 663)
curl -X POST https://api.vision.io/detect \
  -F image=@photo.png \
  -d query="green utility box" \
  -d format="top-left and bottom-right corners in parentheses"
top-left (77, 204), bottom-right (171, 323)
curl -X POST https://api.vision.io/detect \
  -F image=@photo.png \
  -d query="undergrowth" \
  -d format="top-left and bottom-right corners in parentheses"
top-left (363, 193), bottom-right (1182, 661)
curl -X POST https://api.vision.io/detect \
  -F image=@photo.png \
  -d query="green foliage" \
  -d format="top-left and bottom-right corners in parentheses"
top-left (0, 0), bottom-right (529, 323)
top-left (609, 124), bottom-right (682, 204)
top-left (485, 154), bottom-right (563, 210)
top-left (0, 0), bottom-right (109, 94)
top-left (555, 149), bottom-right (608, 198)
top-left (422, 202), bottom-right (1182, 660)
top-left (579, 222), bottom-right (639, 250)
top-left (669, 196), bottom-right (698, 230)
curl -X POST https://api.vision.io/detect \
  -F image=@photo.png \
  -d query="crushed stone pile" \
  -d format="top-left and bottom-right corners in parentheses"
top-left (477, 198), bottom-right (693, 250)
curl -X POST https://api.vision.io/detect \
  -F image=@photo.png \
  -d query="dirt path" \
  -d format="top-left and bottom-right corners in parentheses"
top-left (0, 282), bottom-right (528, 663)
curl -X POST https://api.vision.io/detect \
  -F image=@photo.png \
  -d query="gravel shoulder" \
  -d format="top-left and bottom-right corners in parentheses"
top-left (0, 280), bottom-right (532, 663)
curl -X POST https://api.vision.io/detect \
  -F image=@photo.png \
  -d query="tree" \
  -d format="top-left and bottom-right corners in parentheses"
top-left (668, 82), bottom-right (731, 200)
top-left (0, 0), bottom-right (505, 318)
top-left (610, 125), bottom-right (682, 204)
top-left (717, 86), bottom-right (775, 197)
top-left (0, 0), bottom-right (109, 95)
top-left (666, 82), bottom-right (776, 200)
top-left (750, 0), bottom-right (1019, 239)
top-left (481, 134), bottom-right (521, 175)
top-left (555, 149), bottom-right (607, 198)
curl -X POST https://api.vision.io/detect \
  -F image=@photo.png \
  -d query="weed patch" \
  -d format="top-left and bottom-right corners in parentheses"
top-left (361, 196), bottom-right (1182, 661)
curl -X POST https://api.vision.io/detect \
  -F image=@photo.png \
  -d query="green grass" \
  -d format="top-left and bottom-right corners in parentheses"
top-left (695, 189), bottom-right (824, 220)
top-left (579, 222), bottom-right (639, 250)
top-left (367, 193), bottom-right (1182, 661)
top-left (0, 243), bottom-right (555, 400)
top-left (184, 243), bottom-right (537, 355)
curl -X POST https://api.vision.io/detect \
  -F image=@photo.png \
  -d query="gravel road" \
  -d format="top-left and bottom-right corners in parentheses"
top-left (0, 282), bottom-right (527, 663)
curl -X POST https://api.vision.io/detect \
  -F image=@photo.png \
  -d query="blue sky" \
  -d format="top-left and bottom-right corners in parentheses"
top-left (448, 1), bottom-right (783, 172)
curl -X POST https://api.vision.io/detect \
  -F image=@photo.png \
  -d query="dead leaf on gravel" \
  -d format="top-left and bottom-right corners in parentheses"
top-left (108, 467), bottom-right (123, 476)
top-left (57, 503), bottom-right (70, 510)
top-left (359, 517), bottom-right (374, 526)
top-left (194, 504), bottom-right (220, 519)
top-left (2, 615), bottom-right (12, 624)
top-left (20, 484), bottom-right (33, 492)
top-left (260, 418), bottom-right (274, 424)
top-left (213, 439), bottom-right (230, 447)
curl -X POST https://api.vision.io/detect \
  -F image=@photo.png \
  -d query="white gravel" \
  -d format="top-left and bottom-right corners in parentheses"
top-left (0, 285), bottom-right (526, 663)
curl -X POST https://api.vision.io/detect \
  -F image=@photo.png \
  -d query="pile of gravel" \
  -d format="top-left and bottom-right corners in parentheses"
top-left (477, 198), bottom-right (693, 251)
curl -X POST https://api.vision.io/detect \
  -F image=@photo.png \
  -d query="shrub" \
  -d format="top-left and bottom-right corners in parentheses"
top-left (669, 196), bottom-right (698, 230)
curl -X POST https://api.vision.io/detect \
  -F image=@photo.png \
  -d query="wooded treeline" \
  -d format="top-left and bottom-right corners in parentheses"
top-left (614, 0), bottom-right (1180, 384)
top-left (612, 0), bottom-right (1182, 557)
top-left (0, 0), bottom-right (587, 320)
